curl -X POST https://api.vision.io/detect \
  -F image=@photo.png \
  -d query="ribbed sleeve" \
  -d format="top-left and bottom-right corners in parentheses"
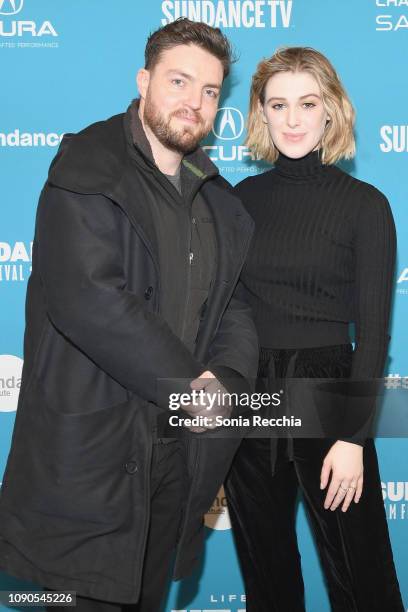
top-left (350, 185), bottom-right (396, 379)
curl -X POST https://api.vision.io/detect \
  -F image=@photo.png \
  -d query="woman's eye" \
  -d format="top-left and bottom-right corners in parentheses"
top-left (303, 102), bottom-right (316, 108)
top-left (272, 103), bottom-right (285, 110)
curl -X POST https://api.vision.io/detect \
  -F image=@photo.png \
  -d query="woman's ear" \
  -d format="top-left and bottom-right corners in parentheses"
top-left (258, 100), bottom-right (268, 125)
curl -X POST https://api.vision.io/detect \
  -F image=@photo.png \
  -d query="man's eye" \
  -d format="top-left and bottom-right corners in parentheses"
top-left (205, 89), bottom-right (218, 99)
top-left (172, 79), bottom-right (184, 86)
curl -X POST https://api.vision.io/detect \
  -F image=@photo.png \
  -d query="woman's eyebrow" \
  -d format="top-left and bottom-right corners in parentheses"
top-left (266, 93), bottom-right (321, 103)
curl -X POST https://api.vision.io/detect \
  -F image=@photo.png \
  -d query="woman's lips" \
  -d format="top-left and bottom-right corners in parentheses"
top-left (283, 133), bottom-right (306, 142)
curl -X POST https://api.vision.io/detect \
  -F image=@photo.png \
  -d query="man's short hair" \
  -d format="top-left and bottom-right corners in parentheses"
top-left (145, 18), bottom-right (234, 80)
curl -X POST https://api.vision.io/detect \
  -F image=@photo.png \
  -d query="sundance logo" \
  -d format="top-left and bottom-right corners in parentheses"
top-left (204, 485), bottom-right (231, 530)
top-left (0, 130), bottom-right (64, 147)
top-left (0, 241), bottom-right (32, 282)
top-left (0, 241), bottom-right (32, 262)
top-left (382, 481), bottom-right (408, 501)
top-left (162, 0), bottom-right (293, 28)
top-left (382, 481), bottom-right (408, 520)
top-left (0, 354), bottom-right (23, 412)
top-left (380, 126), bottom-right (408, 153)
top-left (0, 0), bottom-right (58, 37)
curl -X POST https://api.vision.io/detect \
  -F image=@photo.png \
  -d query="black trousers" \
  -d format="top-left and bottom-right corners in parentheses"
top-left (46, 440), bottom-right (185, 612)
top-left (225, 345), bottom-right (404, 612)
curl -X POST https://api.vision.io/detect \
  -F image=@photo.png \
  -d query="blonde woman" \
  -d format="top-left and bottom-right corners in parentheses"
top-left (225, 48), bottom-right (404, 611)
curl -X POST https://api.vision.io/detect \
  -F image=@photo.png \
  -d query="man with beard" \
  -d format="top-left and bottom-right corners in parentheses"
top-left (0, 18), bottom-right (258, 612)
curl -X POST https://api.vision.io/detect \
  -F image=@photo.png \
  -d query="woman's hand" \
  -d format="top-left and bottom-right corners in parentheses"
top-left (320, 440), bottom-right (364, 512)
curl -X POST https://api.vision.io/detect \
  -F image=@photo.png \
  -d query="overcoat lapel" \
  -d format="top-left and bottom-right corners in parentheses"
top-left (195, 179), bottom-right (254, 361)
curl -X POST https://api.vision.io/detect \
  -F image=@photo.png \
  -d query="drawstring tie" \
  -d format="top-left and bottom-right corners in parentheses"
top-left (265, 350), bottom-right (298, 475)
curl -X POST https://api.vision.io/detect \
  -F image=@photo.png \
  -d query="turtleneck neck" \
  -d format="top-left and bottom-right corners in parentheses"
top-left (274, 149), bottom-right (326, 182)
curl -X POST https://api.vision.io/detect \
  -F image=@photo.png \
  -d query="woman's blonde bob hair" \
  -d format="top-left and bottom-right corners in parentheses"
top-left (246, 47), bottom-right (356, 165)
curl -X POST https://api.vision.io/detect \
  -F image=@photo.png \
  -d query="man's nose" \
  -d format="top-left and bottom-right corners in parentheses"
top-left (186, 87), bottom-right (202, 110)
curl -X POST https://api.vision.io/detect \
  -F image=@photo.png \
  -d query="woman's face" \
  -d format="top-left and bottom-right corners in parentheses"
top-left (260, 70), bottom-right (330, 159)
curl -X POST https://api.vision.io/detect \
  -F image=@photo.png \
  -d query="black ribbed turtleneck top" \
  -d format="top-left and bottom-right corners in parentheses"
top-left (234, 150), bottom-right (396, 380)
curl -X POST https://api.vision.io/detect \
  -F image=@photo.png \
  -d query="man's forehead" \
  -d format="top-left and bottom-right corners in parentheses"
top-left (154, 44), bottom-right (223, 76)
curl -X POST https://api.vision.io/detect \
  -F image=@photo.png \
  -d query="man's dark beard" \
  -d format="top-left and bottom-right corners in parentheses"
top-left (143, 91), bottom-right (209, 154)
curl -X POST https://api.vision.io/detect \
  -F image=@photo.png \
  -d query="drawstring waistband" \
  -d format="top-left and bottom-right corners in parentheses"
top-left (258, 344), bottom-right (352, 475)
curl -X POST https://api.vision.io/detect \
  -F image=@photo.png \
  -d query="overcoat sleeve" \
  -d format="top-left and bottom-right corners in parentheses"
top-left (206, 280), bottom-right (259, 394)
top-left (37, 184), bottom-right (203, 409)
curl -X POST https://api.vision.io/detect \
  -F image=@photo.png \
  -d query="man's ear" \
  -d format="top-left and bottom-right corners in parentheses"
top-left (136, 68), bottom-right (150, 100)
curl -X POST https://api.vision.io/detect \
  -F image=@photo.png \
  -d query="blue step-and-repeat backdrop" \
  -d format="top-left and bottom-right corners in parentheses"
top-left (1, 1), bottom-right (407, 611)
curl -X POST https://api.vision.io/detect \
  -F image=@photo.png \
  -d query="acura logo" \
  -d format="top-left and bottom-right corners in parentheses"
top-left (212, 107), bottom-right (244, 141)
top-left (0, 0), bottom-right (24, 15)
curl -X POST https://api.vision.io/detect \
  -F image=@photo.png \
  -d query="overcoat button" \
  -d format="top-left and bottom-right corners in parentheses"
top-left (144, 286), bottom-right (153, 300)
top-left (125, 461), bottom-right (138, 474)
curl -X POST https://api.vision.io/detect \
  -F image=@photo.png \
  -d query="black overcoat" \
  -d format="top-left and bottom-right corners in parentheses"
top-left (0, 107), bottom-right (258, 603)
